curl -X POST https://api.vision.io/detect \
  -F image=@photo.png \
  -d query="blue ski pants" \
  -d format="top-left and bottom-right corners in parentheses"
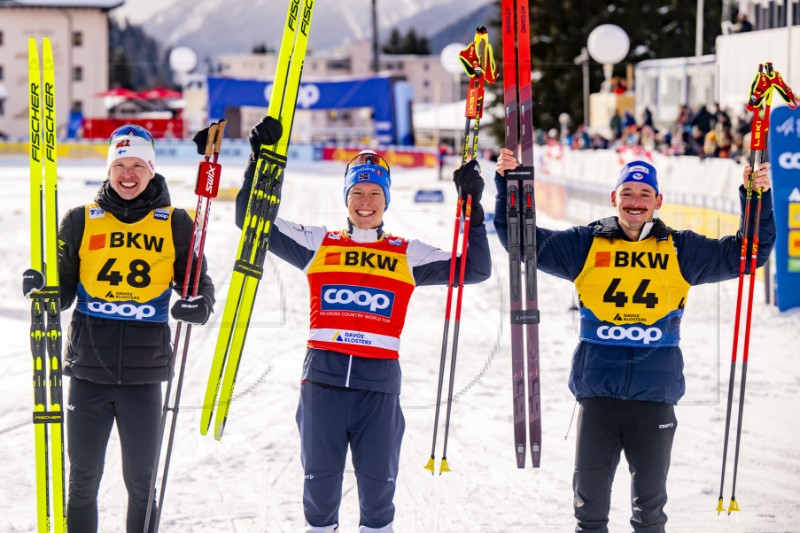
top-left (296, 382), bottom-right (405, 529)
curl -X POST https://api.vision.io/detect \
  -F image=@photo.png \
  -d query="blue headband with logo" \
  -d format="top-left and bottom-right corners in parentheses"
top-left (616, 160), bottom-right (659, 195)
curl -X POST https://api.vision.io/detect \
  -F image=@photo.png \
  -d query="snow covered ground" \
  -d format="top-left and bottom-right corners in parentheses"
top-left (1, 157), bottom-right (799, 532)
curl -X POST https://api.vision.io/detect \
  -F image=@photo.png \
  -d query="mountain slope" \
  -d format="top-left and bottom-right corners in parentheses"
top-left (140, 0), bottom-right (490, 62)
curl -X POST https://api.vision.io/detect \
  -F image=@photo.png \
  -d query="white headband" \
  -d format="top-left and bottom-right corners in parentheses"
top-left (107, 134), bottom-right (156, 177)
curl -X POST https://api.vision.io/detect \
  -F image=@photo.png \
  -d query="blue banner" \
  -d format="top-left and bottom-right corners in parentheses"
top-left (769, 106), bottom-right (800, 311)
top-left (207, 76), bottom-right (407, 145)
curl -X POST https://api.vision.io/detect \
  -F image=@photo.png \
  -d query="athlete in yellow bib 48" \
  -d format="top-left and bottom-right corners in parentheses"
top-left (225, 117), bottom-right (491, 533)
top-left (29, 125), bottom-right (216, 532)
top-left (493, 151), bottom-right (775, 532)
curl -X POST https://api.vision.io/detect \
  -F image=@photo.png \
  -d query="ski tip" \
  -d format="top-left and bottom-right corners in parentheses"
top-left (728, 498), bottom-right (741, 514)
top-left (424, 456), bottom-right (435, 474)
top-left (439, 458), bottom-right (451, 475)
top-left (715, 497), bottom-right (725, 514)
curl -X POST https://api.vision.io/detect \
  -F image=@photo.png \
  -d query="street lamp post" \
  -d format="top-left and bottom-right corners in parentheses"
top-left (573, 47), bottom-right (590, 126)
top-left (169, 47), bottom-right (198, 138)
top-left (372, 0), bottom-right (379, 73)
top-left (696, 0), bottom-right (705, 57)
top-left (587, 24), bottom-right (630, 92)
top-left (440, 43), bottom-right (467, 149)
top-left (586, 24), bottom-right (630, 139)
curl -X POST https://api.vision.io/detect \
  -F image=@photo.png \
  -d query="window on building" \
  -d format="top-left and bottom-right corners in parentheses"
top-left (72, 100), bottom-right (83, 113)
top-left (73, 31), bottom-right (83, 47)
top-left (423, 79), bottom-right (429, 88)
top-left (0, 65), bottom-right (4, 81)
top-left (73, 66), bottom-right (83, 81)
top-left (0, 31), bottom-right (4, 46)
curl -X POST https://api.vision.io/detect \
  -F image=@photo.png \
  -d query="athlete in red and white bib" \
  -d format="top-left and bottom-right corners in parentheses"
top-left (236, 122), bottom-right (491, 533)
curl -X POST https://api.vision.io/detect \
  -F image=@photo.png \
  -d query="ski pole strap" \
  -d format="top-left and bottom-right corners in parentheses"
top-left (33, 411), bottom-right (63, 424)
top-left (764, 62), bottom-right (798, 109)
top-left (747, 64), bottom-right (768, 111)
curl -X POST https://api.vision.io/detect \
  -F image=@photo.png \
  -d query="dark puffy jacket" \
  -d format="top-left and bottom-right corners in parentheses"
top-left (58, 175), bottom-right (215, 385)
top-left (494, 173), bottom-right (776, 404)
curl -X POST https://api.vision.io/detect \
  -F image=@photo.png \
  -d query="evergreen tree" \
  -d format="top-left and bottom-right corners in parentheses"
top-left (109, 46), bottom-right (134, 89)
top-left (109, 19), bottom-right (176, 90)
top-left (383, 27), bottom-right (431, 54)
top-left (488, 0), bottom-right (722, 134)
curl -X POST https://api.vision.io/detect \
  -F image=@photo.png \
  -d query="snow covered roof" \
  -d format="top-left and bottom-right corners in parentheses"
top-left (0, 0), bottom-right (123, 9)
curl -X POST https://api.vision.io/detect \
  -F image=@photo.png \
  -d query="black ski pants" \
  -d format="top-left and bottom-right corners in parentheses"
top-left (66, 377), bottom-right (161, 533)
top-left (573, 397), bottom-right (677, 533)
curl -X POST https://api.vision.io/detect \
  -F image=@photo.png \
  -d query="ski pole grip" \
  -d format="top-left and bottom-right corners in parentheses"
top-left (504, 166), bottom-right (534, 181)
top-left (195, 161), bottom-right (222, 198)
top-left (214, 120), bottom-right (228, 155)
top-left (204, 123), bottom-right (219, 159)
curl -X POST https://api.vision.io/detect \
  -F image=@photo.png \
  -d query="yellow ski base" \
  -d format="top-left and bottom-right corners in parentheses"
top-left (424, 456), bottom-right (435, 474)
top-left (728, 498), bottom-right (741, 514)
top-left (439, 458), bottom-right (451, 475)
top-left (715, 497), bottom-right (725, 514)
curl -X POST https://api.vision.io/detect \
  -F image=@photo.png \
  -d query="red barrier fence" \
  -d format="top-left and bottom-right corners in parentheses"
top-left (322, 146), bottom-right (437, 168)
top-left (82, 119), bottom-right (184, 140)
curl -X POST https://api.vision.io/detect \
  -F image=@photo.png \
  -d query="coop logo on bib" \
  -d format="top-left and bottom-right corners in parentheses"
top-left (321, 285), bottom-right (395, 317)
top-left (87, 300), bottom-right (157, 321)
top-left (596, 325), bottom-right (663, 345)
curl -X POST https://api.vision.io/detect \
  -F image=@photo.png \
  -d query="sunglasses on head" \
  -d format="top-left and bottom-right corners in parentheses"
top-left (109, 124), bottom-right (155, 147)
top-left (345, 151), bottom-right (391, 176)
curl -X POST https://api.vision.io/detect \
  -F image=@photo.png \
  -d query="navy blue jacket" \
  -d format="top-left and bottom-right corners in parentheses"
top-left (493, 173), bottom-right (776, 404)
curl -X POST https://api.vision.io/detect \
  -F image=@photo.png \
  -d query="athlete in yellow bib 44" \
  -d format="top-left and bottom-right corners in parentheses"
top-left (229, 117), bottom-right (491, 533)
top-left (45, 125), bottom-right (216, 532)
top-left (493, 151), bottom-right (775, 532)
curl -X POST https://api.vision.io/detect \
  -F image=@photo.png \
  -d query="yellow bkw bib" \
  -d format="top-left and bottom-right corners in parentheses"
top-left (76, 204), bottom-right (176, 322)
top-left (575, 235), bottom-right (690, 347)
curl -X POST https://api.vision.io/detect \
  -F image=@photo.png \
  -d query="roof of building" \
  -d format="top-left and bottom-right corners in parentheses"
top-left (0, 0), bottom-right (123, 9)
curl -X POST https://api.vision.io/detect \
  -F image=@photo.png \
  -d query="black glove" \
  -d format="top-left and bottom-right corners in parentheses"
top-left (192, 127), bottom-right (211, 156)
top-left (22, 269), bottom-right (45, 298)
top-left (249, 116), bottom-right (283, 155)
top-left (171, 295), bottom-right (212, 325)
top-left (453, 159), bottom-right (485, 226)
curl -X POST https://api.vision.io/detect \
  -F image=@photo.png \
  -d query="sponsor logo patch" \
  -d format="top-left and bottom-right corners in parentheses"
top-left (87, 300), bottom-right (156, 321)
top-left (322, 285), bottom-right (395, 317)
top-left (596, 325), bottom-right (663, 345)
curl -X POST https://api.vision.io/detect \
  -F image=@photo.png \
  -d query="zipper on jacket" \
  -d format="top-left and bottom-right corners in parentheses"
top-left (345, 355), bottom-right (353, 388)
top-left (623, 347), bottom-right (633, 397)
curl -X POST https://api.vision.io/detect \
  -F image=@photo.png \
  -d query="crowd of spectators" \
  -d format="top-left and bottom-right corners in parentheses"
top-left (548, 103), bottom-right (759, 163)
